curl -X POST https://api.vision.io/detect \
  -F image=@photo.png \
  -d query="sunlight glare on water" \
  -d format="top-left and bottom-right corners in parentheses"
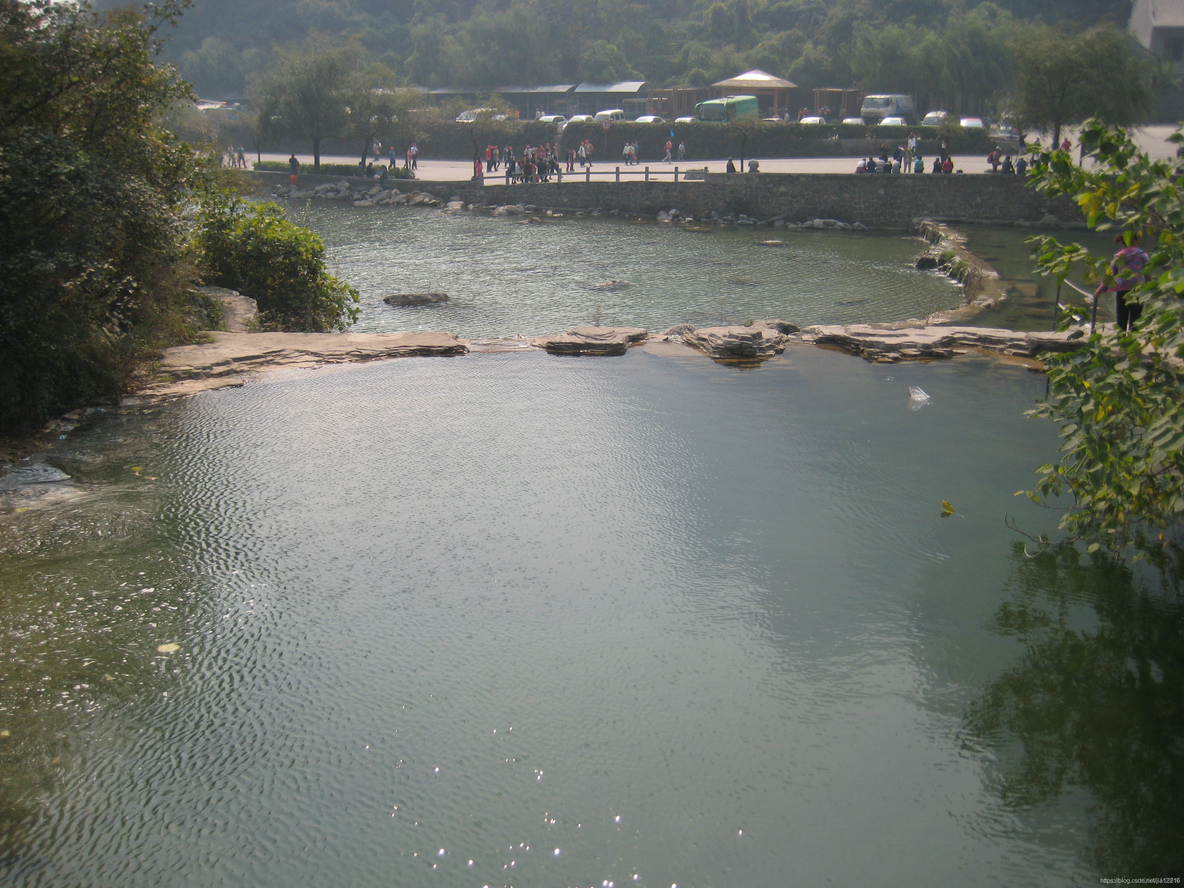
top-left (0, 346), bottom-right (1118, 888)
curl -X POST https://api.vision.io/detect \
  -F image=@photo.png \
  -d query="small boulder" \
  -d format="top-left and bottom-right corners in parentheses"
top-left (384, 292), bottom-right (449, 306)
top-left (530, 326), bottom-right (648, 356)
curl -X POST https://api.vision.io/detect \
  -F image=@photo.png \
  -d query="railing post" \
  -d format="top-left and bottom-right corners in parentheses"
top-left (644, 166), bottom-right (650, 182)
top-left (674, 166), bottom-right (679, 182)
top-left (615, 166), bottom-right (620, 183)
top-left (586, 167), bottom-right (591, 183)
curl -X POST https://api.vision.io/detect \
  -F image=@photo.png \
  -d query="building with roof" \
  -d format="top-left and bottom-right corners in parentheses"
top-left (711, 70), bottom-right (797, 118)
top-left (572, 81), bottom-right (649, 117)
top-left (1131, 0), bottom-right (1184, 64)
top-left (494, 85), bottom-right (577, 118)
top-left (1130, 0), bottom-right (1184, 118)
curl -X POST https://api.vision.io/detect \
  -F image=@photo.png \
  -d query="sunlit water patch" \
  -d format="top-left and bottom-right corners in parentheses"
top-left (3, 347), bottom-right (1166, 887)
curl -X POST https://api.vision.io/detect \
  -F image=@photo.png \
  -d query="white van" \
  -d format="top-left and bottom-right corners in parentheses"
top-left (593, 109), bottom-right (626, 123)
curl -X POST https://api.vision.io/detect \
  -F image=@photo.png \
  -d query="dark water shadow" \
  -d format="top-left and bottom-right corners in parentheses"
top-left (967, 542), bottom-right (1184, 877)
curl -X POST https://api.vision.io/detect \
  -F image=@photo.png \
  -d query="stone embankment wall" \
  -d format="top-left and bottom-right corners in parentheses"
top-left (254, 171), bottom-right (1079, 229)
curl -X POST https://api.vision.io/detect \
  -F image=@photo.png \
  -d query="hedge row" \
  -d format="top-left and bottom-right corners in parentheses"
top-left (255, 160), bottom-right (416, 178)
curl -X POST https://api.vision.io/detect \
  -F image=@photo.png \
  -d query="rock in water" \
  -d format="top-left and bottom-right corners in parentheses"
top-left (384, 292), bottom-right (449, 306)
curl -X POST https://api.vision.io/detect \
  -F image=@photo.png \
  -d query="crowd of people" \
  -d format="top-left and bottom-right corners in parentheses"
top-left (852, 132), bottom-right (1034, 175)
top-left (468, 141), bottom-right (576, 183)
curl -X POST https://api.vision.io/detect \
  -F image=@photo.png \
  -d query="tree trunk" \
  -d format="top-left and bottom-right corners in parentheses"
top-left (313, 137), bottom-right (322, 173)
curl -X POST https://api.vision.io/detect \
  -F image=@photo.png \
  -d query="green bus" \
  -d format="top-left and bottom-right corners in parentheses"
top-left (694, 95), bottom-right (760, 122)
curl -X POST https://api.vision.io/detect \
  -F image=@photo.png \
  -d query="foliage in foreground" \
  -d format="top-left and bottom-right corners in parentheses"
top-left (1025, 121), bottom-right (1184, 554)
top-left (0, 0), bottom-right (201, 434)
top-left (193, 199), bottom-right (359, 333)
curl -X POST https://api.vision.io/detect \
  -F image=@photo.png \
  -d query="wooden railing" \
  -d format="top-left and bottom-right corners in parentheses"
top-left (485, 165), bottom-right (712, 185)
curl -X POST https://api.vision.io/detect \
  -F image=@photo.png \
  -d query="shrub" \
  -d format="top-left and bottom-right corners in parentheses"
top-left (0, 0), bottom-right (201, 433)
top-left (193, 199), bottom-right (360, 332)
top-left (254, 160), bottom-right (416, 179)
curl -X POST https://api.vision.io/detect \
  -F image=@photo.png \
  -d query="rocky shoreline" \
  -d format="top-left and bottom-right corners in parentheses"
top-left (133, 315), bottom-right (1080, 404)
top-left (0, 314), bottom-right (1081, 470)
top-left (0, 214), bottom-right (1076, 469)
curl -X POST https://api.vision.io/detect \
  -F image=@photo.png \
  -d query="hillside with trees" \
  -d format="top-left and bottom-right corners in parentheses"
top-left (128, 0), bottom-right (1135, 112)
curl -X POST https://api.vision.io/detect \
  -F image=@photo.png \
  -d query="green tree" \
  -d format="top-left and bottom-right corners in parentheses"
top-left (193, 199), bottom-right (360, 332)
top-left (1024, 121), bottom-right (1184, 553)
top-left (405, 15), bottom-right (460, 89)
top-left (342, 63), bottom-right (407, 165)
top-left (578, 39), bottom-right (638, 83)
top-left (454, 4), bottom-right (557, 89)
top-left (1009, 24), bottom-right (1158, 146)
top-left (379, 87), bottom-right (428, 165)
top-left (0, 0), bottom-right (202, 433)
top-left (249, 35), bottom-right (356, 172)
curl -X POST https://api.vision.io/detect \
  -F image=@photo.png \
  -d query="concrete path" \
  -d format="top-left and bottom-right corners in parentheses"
top-left (247, 124), bottom-right (1180, 184)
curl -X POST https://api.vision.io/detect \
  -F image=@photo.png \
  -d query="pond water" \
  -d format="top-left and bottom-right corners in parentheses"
top-left (3, 210), bottom-right (1182, 885)
top-left (288, 204), bottom-right (968, 336)
top-left (287, 204), bottom-right (1121, 337)
top-left (2, 345), bottom-right (1181, 887)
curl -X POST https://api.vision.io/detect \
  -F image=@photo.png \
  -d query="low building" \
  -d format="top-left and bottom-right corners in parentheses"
top-left (711, 70), bottom-right (797, 118)
top-left (1130, 0), bottom-right (1184, 118)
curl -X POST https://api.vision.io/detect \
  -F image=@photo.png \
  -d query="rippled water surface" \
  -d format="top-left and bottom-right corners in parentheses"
top-left (7, 345), bottom-right (1173, 886)
top-left (287, 204), bottom-right (966, 336)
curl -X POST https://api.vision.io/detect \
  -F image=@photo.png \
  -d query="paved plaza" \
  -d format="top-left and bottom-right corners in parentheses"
top-left (256, 124), bottom-right (1180, 184)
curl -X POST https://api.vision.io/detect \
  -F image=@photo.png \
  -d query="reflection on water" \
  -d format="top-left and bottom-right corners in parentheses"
top-left (0, 347), bottom-right (1179, 886)
top-left (968, 543), bottom-right (1184, 876)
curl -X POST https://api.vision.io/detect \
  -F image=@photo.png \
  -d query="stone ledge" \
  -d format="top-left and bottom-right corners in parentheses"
top-left (141, 331), bottom-right (468, 398)
top-left (666, 320), bottom-right (800, 360)
top-left (529, 326), bottom-right (648, 355)
top-left (802, 324), bottom-right (1084, 362)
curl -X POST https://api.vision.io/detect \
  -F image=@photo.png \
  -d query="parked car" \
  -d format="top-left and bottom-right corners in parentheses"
top-left (456, 108), bottom-right (507, 122)
top-left (799, 115), bottom-right (827, 125)
top-left (538, 114), bottom-right (567, 130)
top-left (635, 115), bottom-right (665, 123)
top-left (674, 116), bottom-right (697, 124)
top-left (960, 117), bottom-right (984, 129)
top-left (879, 116), bottom-right (906, 126)
top-left (567, 114), bottom-right (594, 124)
top-left (593, 109), bottom-right (626, 123)
top-left (841, 117), bottom-right (865, 126)
top-left (921, 110), bottom-right (950, 127)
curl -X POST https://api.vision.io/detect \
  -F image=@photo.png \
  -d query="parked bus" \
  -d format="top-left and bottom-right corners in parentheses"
top-left (694, 95), bottom-right (760, 122)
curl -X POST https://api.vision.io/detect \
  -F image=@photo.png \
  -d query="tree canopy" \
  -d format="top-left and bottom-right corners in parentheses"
top-left (121, 0), bottom-right (1137, 120)
top-left (0, 0), bottom-right (200, 432)
top-left (1025, 121), bottom-right (1184, 554)
top-left (0, 0), bottom-right (370, 434)
top-left (1010, 24), bottom-right (1162, 146)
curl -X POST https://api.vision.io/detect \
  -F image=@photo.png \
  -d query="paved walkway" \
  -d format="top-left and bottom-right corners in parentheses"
top-left (248, 125), bottom-right (1180, 184)
top-left (259, 153), bottom-right (991, 182)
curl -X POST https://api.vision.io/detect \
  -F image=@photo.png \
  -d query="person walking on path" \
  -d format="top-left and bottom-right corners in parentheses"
top-left (663, 139), bottom-right (673, 163)
top-left (677, 140), bottom-right (686, 162)
top-left (1095, 233), bottom-right (1150, 331)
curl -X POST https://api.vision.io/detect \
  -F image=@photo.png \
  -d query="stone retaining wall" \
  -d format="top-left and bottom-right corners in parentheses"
top-left (252, 170), bottom-right (1080, 229)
